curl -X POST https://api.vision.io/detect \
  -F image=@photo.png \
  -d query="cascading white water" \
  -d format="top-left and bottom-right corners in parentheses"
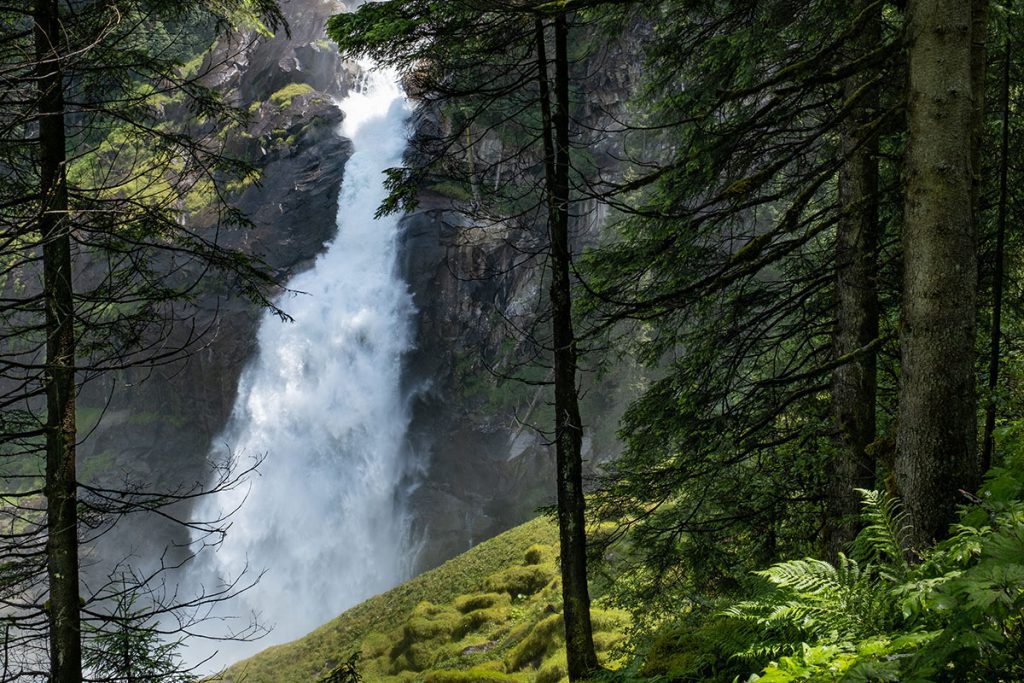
top-left (188, 63), bottom-right (417, 671)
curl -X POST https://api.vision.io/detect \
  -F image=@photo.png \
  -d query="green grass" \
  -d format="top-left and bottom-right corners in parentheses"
top-left (211, 515), bottom-right (629, 683)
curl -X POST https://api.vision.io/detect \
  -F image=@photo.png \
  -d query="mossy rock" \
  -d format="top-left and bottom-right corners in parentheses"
top-left (453, 607), bottom-right (509, 640)
top-left (360, 631), bottom-right (390, 659)
top-left (507, 613), bottom-right (564, 671)
top-left (466, 659), bottom-right (505, 672)
top-left (404, 612), bottom-right (460, 642)
top-left (422, 669), bottom-right (523, 683)
top-left (523, 544), bottom-right (554, 565)
top-left (214, 517), bottom-right (564, 683)
top-left (390, 641), bottom-right (455, 674)
top-left (484, 563), bottom-right (556, 598)
top-left (387, 602), bottom-right (462, 673)
top-left (535, 648), bottom-right (568, 683)
top-left (454, 592), bottom-right (511, 614)
top-left (593, 629), bottom-right (626, 652)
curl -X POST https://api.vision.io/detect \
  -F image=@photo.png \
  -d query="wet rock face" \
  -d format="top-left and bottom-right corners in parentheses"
top-left (394, 26), bottom-right (647, 571)
top-left (399, 201), bottom-right (557, 570)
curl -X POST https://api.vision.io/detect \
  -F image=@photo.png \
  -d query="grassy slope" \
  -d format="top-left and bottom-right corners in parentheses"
top-left (212, 515), bottom-right (630, 683)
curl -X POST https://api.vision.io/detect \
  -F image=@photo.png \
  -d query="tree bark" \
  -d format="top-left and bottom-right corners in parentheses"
top-left (982, 39), bottom-right (1010, 473)
top-left (535, 15), bottom-right (599, 681)
top-left (826, 0), bottom-right (881, 561)
top-left (34, 0), bottom-right (82, 680)
top-left (896, 0), bottom-right (979, 550)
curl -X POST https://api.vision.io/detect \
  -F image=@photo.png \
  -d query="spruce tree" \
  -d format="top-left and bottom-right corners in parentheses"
top-left (1, 1), bottom-right (284, 677)
top-left (895, 0), bottom-right (982, 549)
top-left (329, 2), bottom-right (602, 676)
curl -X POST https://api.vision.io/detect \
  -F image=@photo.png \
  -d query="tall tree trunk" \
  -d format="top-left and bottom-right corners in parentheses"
top-left (826, 0), bottom-right (881, 561)
top-left (982, 29), bottom-right (1009, 473)
top-left (34, 1), bottom-right (82, 680)
top-left (896, 0), bottom-right (979, 551)
top-left (535, 15), bottom-right (599, 681)
top-left (971, 0), bottom-right (989, 218)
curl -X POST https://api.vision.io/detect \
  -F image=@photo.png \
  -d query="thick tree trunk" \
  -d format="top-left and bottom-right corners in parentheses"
top-left (896, 0), bottom-right (979, 551)
top-left (826, 0), bottom-right (881, 561)
top-left (535, 15), bottom-right (599, 681)
top-left (982, 41), bottom-right (1010, 473)
top-left (34, 1), bottom-right (82, 680)
top-left (971, 0), bottom-right (989, 214)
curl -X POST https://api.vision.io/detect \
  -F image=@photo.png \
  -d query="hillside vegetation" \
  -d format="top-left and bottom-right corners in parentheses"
top-left (212, 516), bottom-right (629, 683)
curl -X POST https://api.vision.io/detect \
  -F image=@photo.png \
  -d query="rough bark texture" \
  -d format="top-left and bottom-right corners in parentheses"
top-left (983, 40), bottom-right (1010, 473)
top-left (826, 0), bottom-right (881, 561)
top-left (971, 0), bottom-right (989, 215)
top-left (536, 15), bottom-right (599, 680)
top-left (897, 0), bottom-right (979, 551)
top-left (35, 0), bottom-right (83, 680)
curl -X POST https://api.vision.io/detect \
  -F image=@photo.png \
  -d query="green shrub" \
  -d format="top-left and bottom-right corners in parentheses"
top-left (639, 618), bottom-right (752, 682)
top-left (717, 465), bottom-right (1024, 682)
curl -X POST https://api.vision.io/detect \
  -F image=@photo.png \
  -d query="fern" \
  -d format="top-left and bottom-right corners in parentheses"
top-left (724, 554), bottom-right (884, 646)
top-left (851, 488), bottom-right (910, 580)
top-left (718, 490), bottom-right (917, 676)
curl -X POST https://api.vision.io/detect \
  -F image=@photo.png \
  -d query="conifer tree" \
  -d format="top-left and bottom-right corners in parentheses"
top-left (583, 0), bottom-right (902, 590)
top-left (329, 2), bottom-right (602, 676)
top-left (1, 1), bottom-right (284, 677)
top-left (895, 0), bottom-right (983, 549)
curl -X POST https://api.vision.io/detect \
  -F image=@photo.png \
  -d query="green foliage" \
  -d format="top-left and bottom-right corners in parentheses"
top-left (422, 670), bottom-right (524, 683)
top-left (724, 553), bottom-right (896, 660)
top-left (580, 0), bottom-right (907, 607)
top-left (709, 462), bottom-right (1024, 682)
top-left (213, 518), bottom-right (635, 682)
top-left (849, 489), bottom-right (910, 580)
top-left (84, 593), bottom-right (196, 682)
top-left (319, 653), bottom-right (362, 683)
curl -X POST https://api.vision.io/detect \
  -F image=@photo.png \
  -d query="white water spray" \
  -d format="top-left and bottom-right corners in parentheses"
top-left (189, 63), bottom-right (417, 670)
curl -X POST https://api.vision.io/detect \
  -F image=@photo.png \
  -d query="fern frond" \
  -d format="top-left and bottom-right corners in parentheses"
top-left (756, 558), bottom-right (842, 594)
top-left (852, 489), bottom-right (910, 579)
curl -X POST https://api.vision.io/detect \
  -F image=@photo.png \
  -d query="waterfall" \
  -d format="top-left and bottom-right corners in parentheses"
top-left (187, 63), bottom-right (417, 671)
